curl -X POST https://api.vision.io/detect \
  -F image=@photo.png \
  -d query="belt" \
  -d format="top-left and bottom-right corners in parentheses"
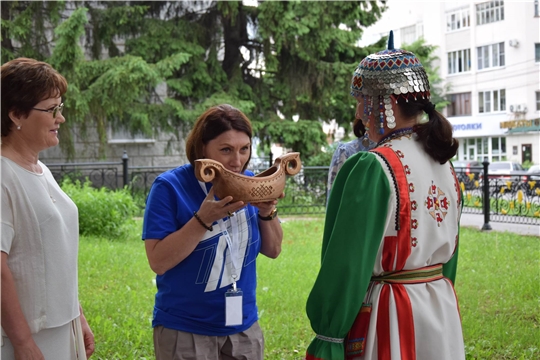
top-left (370, 264), bottom-right (444, 284)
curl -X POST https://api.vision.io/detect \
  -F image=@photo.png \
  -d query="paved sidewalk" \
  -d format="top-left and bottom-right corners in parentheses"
top-left (459, 213), bottom-right (539, 237)
top-left (282, 214), bottom-right (540, 237)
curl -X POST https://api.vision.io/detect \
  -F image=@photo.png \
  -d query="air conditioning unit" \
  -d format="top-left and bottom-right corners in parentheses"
top-left (508, 39), bottom-right (519, 47)
top-left (510, 104), bottom-right (528, 113)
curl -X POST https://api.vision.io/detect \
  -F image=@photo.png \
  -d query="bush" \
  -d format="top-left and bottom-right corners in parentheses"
top-left (522, 160), bottom-right (534, 170)
top-left (303, 143), bottom-right (339, 167)
top-left (61, 179), bottom-right (139, 239)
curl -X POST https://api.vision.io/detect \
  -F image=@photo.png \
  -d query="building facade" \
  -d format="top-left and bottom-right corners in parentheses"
top-left (359, 0), bottom-right (540, 166)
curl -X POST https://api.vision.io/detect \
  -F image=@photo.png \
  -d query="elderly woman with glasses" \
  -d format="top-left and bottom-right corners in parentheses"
top-left (1, 58), bottom-right (94, 359)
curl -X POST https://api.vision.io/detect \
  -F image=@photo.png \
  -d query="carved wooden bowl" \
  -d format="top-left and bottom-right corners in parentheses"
top-left (194, 152), bottom-right (302, 203)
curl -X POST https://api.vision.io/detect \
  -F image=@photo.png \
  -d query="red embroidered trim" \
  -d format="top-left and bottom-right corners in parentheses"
top-left (371, 147), bottom-right (411, 271)
top-left (371, 147), bottom-right (416, 360)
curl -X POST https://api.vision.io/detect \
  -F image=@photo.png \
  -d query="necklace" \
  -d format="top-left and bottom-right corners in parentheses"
top-left (376, 127), bottom-right (414, 147)
top-left (40, 174), bottom-right (57, 203)
top-left (46, 179), bottom-right (57, 203)
top-left (1, 152), bottom-right (57, 203)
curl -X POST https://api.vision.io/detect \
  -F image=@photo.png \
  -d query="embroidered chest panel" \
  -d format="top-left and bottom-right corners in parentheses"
top-left (371, 139), bottom-right (461, 264)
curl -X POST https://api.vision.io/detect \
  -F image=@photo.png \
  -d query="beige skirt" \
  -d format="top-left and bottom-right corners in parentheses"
top-left (1, 317), bottom-right (86, 360)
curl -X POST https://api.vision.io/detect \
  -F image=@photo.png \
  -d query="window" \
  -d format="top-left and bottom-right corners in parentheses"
top-left (108, 125), bottom-right (155, 144)
top-left (477, 42), bottom-right (505, 70)
top-left (463, 137), bottom-right (506, 161)
top-left (446, 7), bottom-right (470, 31)
top-left (477, 137), bottom-right (489, 158)
top-left (490, 137), bottom-right (506, 162)
top-left (476, 1), bottom-right (505, 25)
top-left (448, 49), bottom-right (471, 74)
top-left (536, 91), bottom-right (540, 111)
top-left (535, 0), bottom-right (539, 17)
top-left (536, 43), bottom-right (540, 62)
top-left (479, 89), bottom-right (506, 113)
top-left (400, 25), bottom-right (417, 45)
top-left (447, 92), bottom-right (472, 116)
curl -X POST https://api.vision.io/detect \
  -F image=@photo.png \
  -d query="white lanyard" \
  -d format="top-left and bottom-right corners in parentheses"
top-left (198, 181), bottom-right (241, 287)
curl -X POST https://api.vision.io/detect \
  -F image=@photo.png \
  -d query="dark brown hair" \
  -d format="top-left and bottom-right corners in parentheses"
top-left (353, 117), bottom-right (366, 138)
top-left (186, 104), bottom-right (253, 172)
top-left (398, 98), bottom-right (459, 164)
top-left (1, 58), bottom-right (68, 137)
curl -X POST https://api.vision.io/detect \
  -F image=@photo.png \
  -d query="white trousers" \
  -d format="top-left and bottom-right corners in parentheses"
top-left (1, 317), bottom-right (85, 360)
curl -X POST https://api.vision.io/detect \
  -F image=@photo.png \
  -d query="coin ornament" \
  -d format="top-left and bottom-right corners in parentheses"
top-left (350, 30), bottom-right (431, 134)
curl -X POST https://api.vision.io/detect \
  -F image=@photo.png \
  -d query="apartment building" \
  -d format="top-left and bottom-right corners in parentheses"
top-left (360, 0), bottom-right (540, 165)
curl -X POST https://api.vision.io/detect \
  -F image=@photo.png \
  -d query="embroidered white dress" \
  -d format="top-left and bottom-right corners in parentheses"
top-left (306, 134), bottom-right (465, 360)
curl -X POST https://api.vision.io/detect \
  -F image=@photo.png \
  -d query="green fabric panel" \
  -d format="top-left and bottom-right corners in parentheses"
top-left (443, 186), bottom-right (464, 285)
top-left (442, 239), bottom-right (459, 284)
top-left (306, 152), bottom-right (390, 359)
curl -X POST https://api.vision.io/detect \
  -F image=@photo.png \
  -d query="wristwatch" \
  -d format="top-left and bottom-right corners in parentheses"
top-left (258, 208), bottom-right (278, 221)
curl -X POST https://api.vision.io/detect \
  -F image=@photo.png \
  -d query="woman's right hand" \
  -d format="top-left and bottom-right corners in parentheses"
top-left (1, 252), bottom-right (44, 360)
top-left (196, 188), bottom-right (245, 225)
top-left (144, 187), bottom-right (246, 275)
top-left (13, 340), bottom-right (44, 360)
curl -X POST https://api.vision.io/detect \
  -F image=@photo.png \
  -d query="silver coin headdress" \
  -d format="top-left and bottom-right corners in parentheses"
top-left (351, 31), bottom-right (431, 134)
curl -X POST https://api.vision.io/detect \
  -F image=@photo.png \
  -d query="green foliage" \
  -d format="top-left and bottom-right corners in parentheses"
top-left (6, 1), bottom-right (446, 161)
top-left (61, 179), bottom-right (139, 239)
top-left (1, 1), bottom-right (65, 62)
top-left (303, 143), bottom-right (339, 167)
top-left (255, 119), bottom-right (327, 158)
top-left (401, 37), bottom-right (451, 110)
top-left (522, 160), bottom-right (534, 170)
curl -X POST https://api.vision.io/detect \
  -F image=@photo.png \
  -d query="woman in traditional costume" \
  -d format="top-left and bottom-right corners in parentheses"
top-left (306, 31), bottom-right (465, 360)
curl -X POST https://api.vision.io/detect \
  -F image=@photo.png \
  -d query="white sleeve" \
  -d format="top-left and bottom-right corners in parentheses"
top-left (1, 186), bottom-right (15, 254)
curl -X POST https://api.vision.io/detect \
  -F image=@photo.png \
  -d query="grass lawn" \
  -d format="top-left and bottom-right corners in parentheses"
top-left (79, 219), bottom-right (539, 359)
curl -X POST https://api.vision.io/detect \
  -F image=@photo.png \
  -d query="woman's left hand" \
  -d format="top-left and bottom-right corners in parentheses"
top-left (80, 309), bottom-right (95, 358)
top-left (251, 192), bottom-right (284, 217)
top-left (252, 193), bottom-right (284, 258)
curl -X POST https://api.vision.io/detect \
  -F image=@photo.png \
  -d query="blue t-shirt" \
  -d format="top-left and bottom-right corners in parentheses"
top-left (142, 164), bottom-right (261, 336)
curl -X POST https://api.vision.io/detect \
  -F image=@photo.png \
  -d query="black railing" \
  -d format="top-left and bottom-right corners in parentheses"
top-left (47, 161), bottom-right (123, 189)
top-left (45, 153), bottom-right (540, 225)
top-left (454, 162), bottom-right (540, 226)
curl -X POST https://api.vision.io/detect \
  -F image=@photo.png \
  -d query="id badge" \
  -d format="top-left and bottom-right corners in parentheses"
top-left (225, 288), bottom-right (243, 326)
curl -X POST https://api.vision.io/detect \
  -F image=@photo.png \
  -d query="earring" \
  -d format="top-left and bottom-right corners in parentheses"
top-left (378, 95), bottom-right (385, 135)
top-left (384, 96), bottom-right (396, 129)
top-left (16, 126), bottom-right (21, 130)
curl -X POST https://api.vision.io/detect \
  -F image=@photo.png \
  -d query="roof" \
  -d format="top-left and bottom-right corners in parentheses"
top-left (505, 125), bottom-right (540, 134)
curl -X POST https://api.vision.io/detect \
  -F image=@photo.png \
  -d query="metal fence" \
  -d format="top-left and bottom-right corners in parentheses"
top-left (45, 153), bottom-right (540, 225)
top-left (454, 162), bottom-right (540, 226)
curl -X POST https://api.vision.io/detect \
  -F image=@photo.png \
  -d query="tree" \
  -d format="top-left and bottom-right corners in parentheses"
top-left (2, 1), bottom-right (390, 160)
top-left (400, 37), bottom-right (450, 111)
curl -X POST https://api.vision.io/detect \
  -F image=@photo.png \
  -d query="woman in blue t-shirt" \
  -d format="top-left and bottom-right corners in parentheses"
top-left (142, 104), bottom-right (283, 360)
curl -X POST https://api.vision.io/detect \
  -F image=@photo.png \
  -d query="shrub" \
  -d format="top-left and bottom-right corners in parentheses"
top-left (303, 142), bottom-right (339, 166)
top-left (522, 160), bottom-right (534, 170)
top-left (61, 178), bottom-right (139, 239)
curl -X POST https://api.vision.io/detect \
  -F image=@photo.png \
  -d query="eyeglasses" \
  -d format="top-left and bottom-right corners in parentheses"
top-left (32, 103), bottom-right (64, 119)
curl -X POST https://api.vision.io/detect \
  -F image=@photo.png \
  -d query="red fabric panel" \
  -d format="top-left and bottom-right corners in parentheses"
top-left (381, 236), bottom-right (398, 271)
top-left (393, 284), bottom-right (416, 360)
top-left (376, 285), bottom-right (391, 360)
